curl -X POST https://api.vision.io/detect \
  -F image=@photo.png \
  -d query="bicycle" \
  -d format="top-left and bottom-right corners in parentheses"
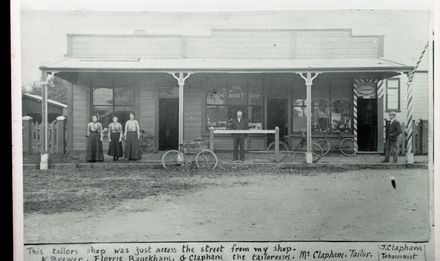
top-left (161, 138), bottom-right (218, 169)
top-left (314, 129), bottom-right (358, 157)
top-left (139, 130), bottom-right (159, 154)
top-left (266, 131), bottom-right (323, 163)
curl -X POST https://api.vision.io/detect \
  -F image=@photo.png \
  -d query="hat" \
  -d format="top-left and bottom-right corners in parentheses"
top-left (389, 111), bottom-right (397, 115)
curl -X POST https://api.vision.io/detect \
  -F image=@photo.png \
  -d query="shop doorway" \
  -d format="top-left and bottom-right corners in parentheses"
top-left (159, 98), bottom-right (179, 150)
top-left (267, 98), bottom-right (288, 144)
top-left (357, 98), bottom-right (378, 151)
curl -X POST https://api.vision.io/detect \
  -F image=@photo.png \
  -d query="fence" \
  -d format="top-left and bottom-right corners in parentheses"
top-left (22, 116), bottom-right (66, 154)
top-left (385, 119), bottom-right (428, 155)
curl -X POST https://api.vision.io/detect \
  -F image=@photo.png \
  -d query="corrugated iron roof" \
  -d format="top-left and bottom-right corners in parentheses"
top-left (40, 57), bottom-right (411, 73)
top-left (23, 93), bottom-right (68, 108)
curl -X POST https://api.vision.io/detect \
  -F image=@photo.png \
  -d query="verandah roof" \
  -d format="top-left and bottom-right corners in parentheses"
top-left (40, 57), bottom-right (411, 73)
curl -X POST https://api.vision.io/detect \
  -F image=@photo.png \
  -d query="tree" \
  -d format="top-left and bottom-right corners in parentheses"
top-left (26, 78), bottom-right (68, 104)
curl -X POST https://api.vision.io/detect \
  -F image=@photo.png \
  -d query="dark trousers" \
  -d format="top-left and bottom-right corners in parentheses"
top-left (233, 134), bottom-right (245, 160)
top-left (384, 138), bottom-right (398, 162)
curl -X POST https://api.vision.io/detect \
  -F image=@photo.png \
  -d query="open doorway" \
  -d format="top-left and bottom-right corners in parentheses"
top-left (357, 98), bottom-right (378, 151)
top-left (159, 98), bottom-right (179, 150)
top-left (267, 98), bottom-right (288, 144)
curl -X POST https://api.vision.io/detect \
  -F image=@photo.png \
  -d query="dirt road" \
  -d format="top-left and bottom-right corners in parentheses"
top-left (24, 167), bottom-right (429, 243)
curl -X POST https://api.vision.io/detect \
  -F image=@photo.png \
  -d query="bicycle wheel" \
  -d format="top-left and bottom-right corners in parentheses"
top-left (266, 141), bottom-right (291, 162)
top-left (315, 139), bottom-right (330, 156)
top-left (196, 149), bottom-right (218, 169)
top-left (139, 136), bottom-right (158, 154)
top-left (266, 141), bottom-right (290, 153)
top-left (161, 150), bottom-right (184, 169)
top-left (340, 138), bottom-right (358, 157)
top-left (299, 142), bottom-right (323, 163)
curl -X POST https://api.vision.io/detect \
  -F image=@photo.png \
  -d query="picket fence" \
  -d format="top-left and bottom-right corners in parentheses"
top-left (22, 116), bottom-right (66, 154)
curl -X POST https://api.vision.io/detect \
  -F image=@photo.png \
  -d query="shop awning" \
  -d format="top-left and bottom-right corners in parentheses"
top-left (40, 57), bottom-right (411, 73)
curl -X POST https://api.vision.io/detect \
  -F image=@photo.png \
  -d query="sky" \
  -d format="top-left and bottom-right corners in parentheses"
top-left (18, 0), bottom-right (432, 87)
top-left (21, 0), bottom-right (432, 11)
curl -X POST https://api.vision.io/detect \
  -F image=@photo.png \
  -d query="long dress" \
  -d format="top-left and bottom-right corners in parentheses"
top-left (124, 120), bottom-right (142, 160)
top-left (86, 122), bottom-right (104, 162)
top-left (108, 122), bottom-right (123, 157)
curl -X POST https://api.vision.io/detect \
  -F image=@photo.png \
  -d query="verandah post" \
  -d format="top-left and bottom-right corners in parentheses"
top-left (404, 70), bottom-right (415, 164)
top-left (40, 71), bottom-right (57, 170)
top-left (297, 72), bottom-right (320, 164)
top-left (40, 74), bottom-right (49, 170)
top-left (353, 80), bottom-right (359, 153)
top-left (404, 42), bottom-right (428, 164)
top-left (170, 72), bottom-right (192, 151)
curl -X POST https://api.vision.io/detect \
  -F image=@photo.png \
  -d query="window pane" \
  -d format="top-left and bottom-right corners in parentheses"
top-left (93, 88), bottom-right (113, 106)
top-left (114, 106), bottom-right (135, 130)
top-left (312, 79), bottom-right (330, 102)
top-left (331, 80), bottom-right (353, 132)
top-left (331, 79), bottom-right (352, 102)
top-left (331, 99), bottom-right (352, 132)
top-left (207, 106), bottom-right (228, 129)
top-left (93, 106), bottom-right (113, 129)
top-left (312, 103), bottom-right (331, 132)
top-left (249, 85), bottom-right (263, 105)
top-left (114, 88), bottom-right (135, 105)
top-left (292, 82), bottom-right (306, 106)
top-left (387, 89), bottom-right (399, 110)
top-left (248, 106), bottom-right (263, 129)
top-left (387, 79), bottom-right (399, 88)
top-left (292, 106), bottom-right (306, 132)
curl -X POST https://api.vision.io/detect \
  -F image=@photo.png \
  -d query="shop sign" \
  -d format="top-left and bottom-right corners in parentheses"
top-left (357, 84), bottom-right (376, 98)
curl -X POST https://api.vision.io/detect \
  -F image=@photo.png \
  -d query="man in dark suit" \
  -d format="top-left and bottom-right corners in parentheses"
top-left (231, 110), bottom-right (248, 161)
top-left (382, 111), bottom-right (402, 163)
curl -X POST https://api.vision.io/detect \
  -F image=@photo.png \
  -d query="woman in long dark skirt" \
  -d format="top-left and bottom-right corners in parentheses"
top-left (108, 116), bottom-right (123, 161)
top-left (124, 112), bottom-right (142, 160)
top-left (86, 115), bottom-right (104, 162)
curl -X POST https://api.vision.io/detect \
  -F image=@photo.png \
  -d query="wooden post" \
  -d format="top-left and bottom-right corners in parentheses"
top-left (404, 70), bottom-right (414, 164)
top-left (275, 126), bottom-right (279, 158)
top-left (170, 72), bottom-right (191, 150)
top-left (178, 76), bottom-right (184, 149)
top-left (209, 128), bottom-right (215, 151)
top-left (41, 81), bottom-right (48, 152)
top-left (401, 123), bottom-right (406, 155)
top-left (32, 122), bottom-right (38, 154)
top-left (412, 120), bottom-right (416, 156)
top-left (22, 116), bottom-right (33, 154)
top-left (298, 72), bottom-right (320, 164)
top-left (56, 116), bottom-right (66, 154)
top-left (49, 121), bottom-right (56, 154)
top-left (40, 79), bottom-right (49, 170)
top-left (306, 73), bottom-right (312, 163)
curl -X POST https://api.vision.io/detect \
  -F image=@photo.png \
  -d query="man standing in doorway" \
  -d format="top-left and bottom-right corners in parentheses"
top-left (231, 110), bottom-right (248, 161)
top-left (382, 111), bottom-right (402, 163)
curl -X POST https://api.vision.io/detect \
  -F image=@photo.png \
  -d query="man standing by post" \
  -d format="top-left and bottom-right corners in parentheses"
top-left (382, 111), bottom-right (402, 163)
top-left (231, 110), bottom-right (248, 161)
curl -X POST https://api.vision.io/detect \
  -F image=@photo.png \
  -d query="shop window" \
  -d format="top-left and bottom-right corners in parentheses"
top-left (292, 79), bottom-right (353, 133)
top-left (206, 81), bottom-right (263, 130)
top-left (92, 80), bottom-right (135, 129)
top-left (386, 78), bottom-right (400, 111)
